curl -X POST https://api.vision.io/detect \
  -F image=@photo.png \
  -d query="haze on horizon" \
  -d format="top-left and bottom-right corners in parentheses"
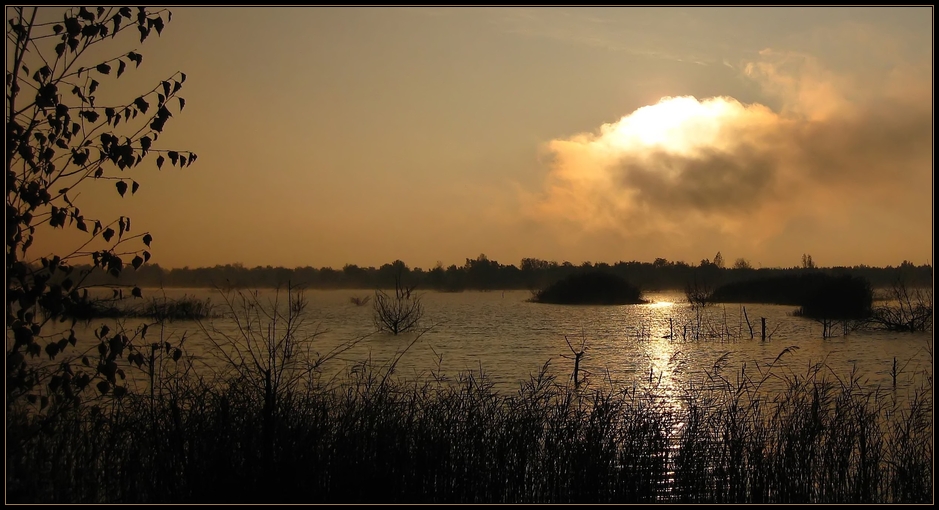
top-left (25, 6), bottom-right (934, 271)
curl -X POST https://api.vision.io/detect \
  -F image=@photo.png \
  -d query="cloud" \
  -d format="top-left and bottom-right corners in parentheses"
top-left (519, 40), bottom-right (931, 265)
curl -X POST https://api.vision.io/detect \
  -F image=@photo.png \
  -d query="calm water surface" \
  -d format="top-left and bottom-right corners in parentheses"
top-left (49, 287), bottom-right (933, 402)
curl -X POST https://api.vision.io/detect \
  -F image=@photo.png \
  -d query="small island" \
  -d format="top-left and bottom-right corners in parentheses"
top-left (707, 272), bottom-right (874, 320)
top-left (529, 271), bottom-right (648, 305)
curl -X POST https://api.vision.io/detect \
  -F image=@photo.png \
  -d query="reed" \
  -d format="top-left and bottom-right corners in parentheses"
top-left (7, 304), bottom-right (933, 504)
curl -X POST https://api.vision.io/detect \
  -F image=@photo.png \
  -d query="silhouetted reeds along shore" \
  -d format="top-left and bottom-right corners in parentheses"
top-left (57, 294), bottom-right (216, 322)
top-left (7, 350), bottom-right (932, 504)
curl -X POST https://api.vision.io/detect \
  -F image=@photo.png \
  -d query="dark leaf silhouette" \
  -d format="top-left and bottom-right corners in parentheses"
top-left (115, 181), bottom-right (128, 197)
top-left (133, 96), bottom-right (149, 113)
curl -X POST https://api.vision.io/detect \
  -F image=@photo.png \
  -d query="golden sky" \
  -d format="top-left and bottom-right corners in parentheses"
top-left (20, 7), bottom-right (934, 270)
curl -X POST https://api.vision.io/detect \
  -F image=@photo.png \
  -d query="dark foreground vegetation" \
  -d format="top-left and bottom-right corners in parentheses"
top-left (530, 271), bottom-right (647, 305)
top-left (7, 338), bottom-right (933, 503)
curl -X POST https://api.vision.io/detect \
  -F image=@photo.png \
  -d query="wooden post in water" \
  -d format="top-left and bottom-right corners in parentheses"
top-left (892, 356), bottom-right (898, 388)
top-left (761, 317), bottom-right (766, 341)
top-left (743, 306), bottom-right (754, 339)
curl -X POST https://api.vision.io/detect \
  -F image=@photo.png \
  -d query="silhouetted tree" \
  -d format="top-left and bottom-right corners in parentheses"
top-left (733, 258), bottom-right (753, 270)
top-left (713, 251), bottom-right (725, 269)
top-left (6, 6), bottom-right (196, 408)
top-left (373, 265), bottom-right (423, 335)
top-left (801, 253), bottom-right (816, 269)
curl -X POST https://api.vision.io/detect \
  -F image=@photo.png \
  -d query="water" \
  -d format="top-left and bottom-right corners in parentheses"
top-left (35, 287), bottom-right (934, 403)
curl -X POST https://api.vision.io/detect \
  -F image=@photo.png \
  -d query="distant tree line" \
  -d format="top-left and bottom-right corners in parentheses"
top-left (65, 253), bottom-right (933, 292)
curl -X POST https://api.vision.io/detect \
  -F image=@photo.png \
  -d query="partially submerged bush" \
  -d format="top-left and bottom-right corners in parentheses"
top-left (530, 271), bottom-right (646, 305)
top-left (374, 271), bottom-right (423, 334)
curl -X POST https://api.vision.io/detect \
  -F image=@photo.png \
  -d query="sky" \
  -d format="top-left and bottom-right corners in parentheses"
top-left (17, 6), bottom-right (934, 270)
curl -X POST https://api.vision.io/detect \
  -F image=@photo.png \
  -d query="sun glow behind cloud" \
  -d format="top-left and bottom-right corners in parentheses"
top-left (520, 40), bottom-right (932, 266)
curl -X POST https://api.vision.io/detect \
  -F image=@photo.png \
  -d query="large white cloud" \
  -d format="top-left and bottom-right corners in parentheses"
top-left (520, 42), bottom-right (932, 266)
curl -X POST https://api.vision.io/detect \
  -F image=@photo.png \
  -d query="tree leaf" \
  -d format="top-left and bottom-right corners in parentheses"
top-left (156, 155), bottom-right (164, 169)
top-left (142, 233), bottom-right (152, 247)
top-left (78, 7), bottom-right (95, 22)
top-left (103, 228), bottom-right (115, 242)
top-left (117, 60), bottom-right (126, 77)
top-left (131, 181), bottom-right (139, 194)
top-left (178, 97), bottom-right (185, 111)
top-left (116, 181), bottom-right (127, 197)
top-left (96, 63), bottom-right (111, 75)
top-left (133, 96), bottom-right (149, 114)
top-left (65, 17), bottom-right (81, 36)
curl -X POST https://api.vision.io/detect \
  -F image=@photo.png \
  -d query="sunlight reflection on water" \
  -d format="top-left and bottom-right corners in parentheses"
top-left (34, 288), bottom-right (933, 407)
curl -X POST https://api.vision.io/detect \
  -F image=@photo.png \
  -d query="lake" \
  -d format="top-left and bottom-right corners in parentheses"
top-left (47, 287), bottom-right (933, 405)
